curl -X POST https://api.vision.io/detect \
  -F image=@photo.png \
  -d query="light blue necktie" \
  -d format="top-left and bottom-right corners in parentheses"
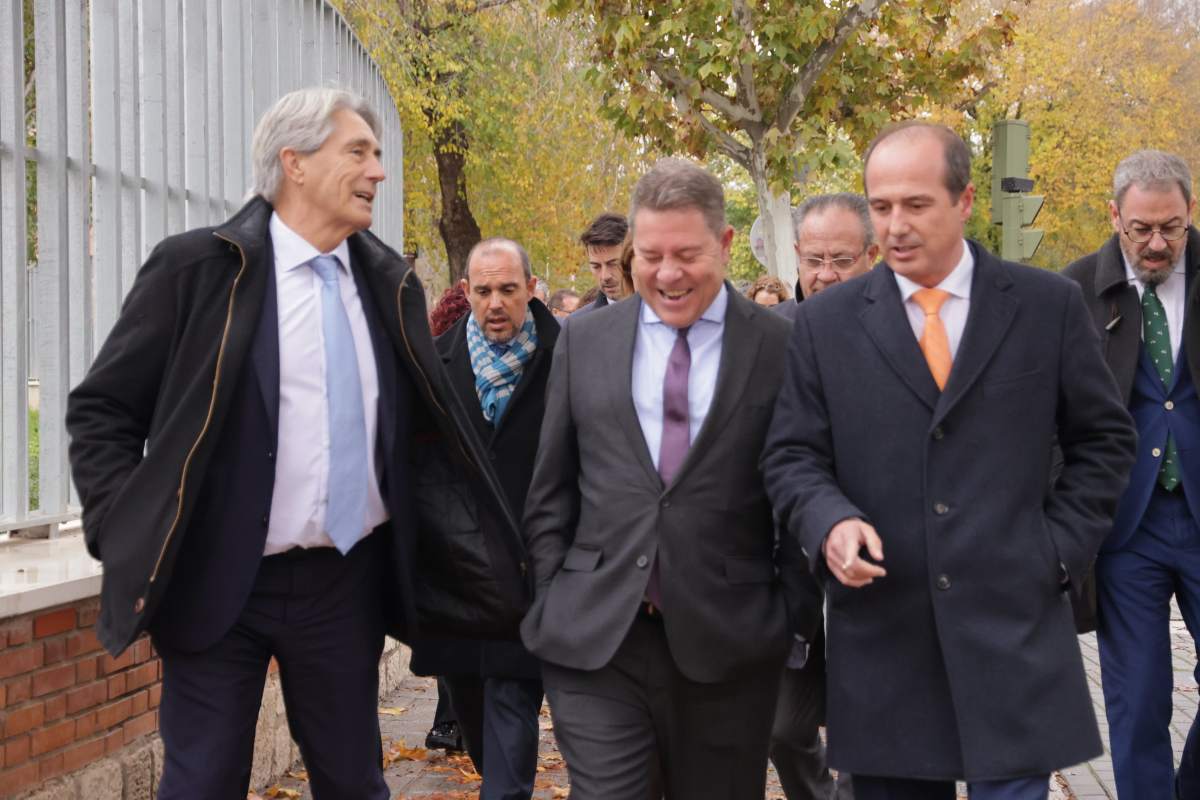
top-left (310, 255), bottom-right (368, 554)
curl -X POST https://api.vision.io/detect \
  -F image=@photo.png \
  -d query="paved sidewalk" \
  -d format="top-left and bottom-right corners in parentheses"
top-left (255, 608), bottom-right (1198, 800)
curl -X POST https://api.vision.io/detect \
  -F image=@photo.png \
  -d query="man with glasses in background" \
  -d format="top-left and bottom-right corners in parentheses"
top-left (775, 194), bottom-right (878, 324)
top-left (770, 192), bottom-right (877, 800)
top-left (1063, 150), bottom-right (1200, 800)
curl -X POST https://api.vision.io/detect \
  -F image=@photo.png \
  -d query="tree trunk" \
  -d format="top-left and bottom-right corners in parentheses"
top-left (432, 117), bottom-right (482, 284)
top-left (748, 143), bottom-right (796, 287)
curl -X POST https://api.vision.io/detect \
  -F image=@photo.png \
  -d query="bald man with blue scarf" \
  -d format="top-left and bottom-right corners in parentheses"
top-left (410, 237), bottom-right (558, 800)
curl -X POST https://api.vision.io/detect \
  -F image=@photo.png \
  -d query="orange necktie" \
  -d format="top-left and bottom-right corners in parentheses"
top-left (913, 288), bottom-right (952, 390)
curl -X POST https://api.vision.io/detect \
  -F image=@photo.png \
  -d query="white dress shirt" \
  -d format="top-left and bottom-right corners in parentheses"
top-left (1124, 253), bottom-right (1186, 364)
top-left (631, 285), bottom-right (728, 470)
top-left (264, 214), bottom-right (388, 555)
top-left (895, 241), bottom-right (975, 360)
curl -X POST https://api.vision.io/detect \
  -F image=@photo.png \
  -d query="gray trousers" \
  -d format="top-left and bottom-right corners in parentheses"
top-left (543, 612), bottom-right (783, 800)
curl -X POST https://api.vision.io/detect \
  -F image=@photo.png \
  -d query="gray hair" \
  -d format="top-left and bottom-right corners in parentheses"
top-left (251, 87), bottom-right (381, 202)
top-left (792, 193), bottom-right (875, 247)
top-left (629, 158), bottom-right (726, 239)
top-left (466, 237), bottom-right (532, 280)
top-left (1113, 149), bottom-right (1193, 208)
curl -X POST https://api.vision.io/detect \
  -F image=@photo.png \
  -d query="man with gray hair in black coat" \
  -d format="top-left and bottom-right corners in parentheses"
top-left (67, 88), bottom-right (526, 799)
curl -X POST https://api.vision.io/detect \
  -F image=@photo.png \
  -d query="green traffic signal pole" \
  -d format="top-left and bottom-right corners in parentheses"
top-left (991, 120), bottom-right (1045, 263)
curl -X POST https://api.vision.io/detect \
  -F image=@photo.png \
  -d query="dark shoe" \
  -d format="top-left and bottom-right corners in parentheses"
top-left (425, 721), bottom-right (464, 753)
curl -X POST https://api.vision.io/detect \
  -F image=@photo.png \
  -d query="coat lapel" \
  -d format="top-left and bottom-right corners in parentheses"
top-left (1093, 234), bottom-right (1142, 404)
top-left (668, 287), bottom-right (762, 489)
top-left (441, 319), bottom-right (493, 444)
top-left (249, 239), bottom-right (280, 444)
top-left (1184, 228), bottom-right (1200, 392)
top-left (858, 265), bottom-right (940, 412)
top-left (931, 245), bottom-right (1018, 427)
top-left (605, 297), bottom-right (662, 489)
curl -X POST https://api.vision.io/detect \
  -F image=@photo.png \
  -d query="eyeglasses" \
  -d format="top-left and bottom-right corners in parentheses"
top-left (1119, 216), bottom-right (1188, 244)
top-left (799, 249), bottom-right (866, 272)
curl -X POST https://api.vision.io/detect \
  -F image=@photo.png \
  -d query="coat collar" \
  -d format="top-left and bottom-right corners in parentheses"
top-left (859, 241), bottom-right (1018, 424)
top-left (439, 299), bottom-right (560, 442)
top-left (1093, 226), bottom-right (1200, 298)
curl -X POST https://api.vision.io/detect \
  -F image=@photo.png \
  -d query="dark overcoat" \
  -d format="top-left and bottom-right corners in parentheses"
top-left (410, 300), bottom-right (558, 680)
top-left (761, 243), bottom-right (1137, 780)
top-left (66, 197), bottom-right (529, 655)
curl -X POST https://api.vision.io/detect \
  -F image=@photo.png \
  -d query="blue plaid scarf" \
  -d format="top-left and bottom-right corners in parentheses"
top-left (466, 311), bottom-right (538, 426)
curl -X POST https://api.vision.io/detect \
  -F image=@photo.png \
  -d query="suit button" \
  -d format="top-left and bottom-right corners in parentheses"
top-left (936, 575), bottom-right (951, 591)
top-left (931, 426), bottom-right (945, 440)
top-left (636, 555), bottom-right (649, 568)
top-left (660, 499), bottom-right (671, 509)
top-left (266, 450), bottom-right (274, 460)
top-left (261, 515), bottom-right (269, 527)
top-left (489, 451), bottom-right (496, 461)
top-left (1166, 401), bottom-right (1175, 410)
top-left (133, 597), bottom-right (146, 613)
top-left (1153, 447), bottom-right (1163, 458)
top-left (934, 502), bottom-right (949, 515)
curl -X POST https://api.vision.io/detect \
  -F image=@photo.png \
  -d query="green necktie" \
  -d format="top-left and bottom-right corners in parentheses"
top-left (1142, 284), bottom-right (1181, 491)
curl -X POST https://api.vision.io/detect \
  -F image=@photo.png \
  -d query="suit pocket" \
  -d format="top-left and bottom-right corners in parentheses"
top-left (982, 368), bottom-right (1044, 396)
top-left (724, 556), bottom-right (775, 584)
top-left (562, 545), bottom-right (602, 572)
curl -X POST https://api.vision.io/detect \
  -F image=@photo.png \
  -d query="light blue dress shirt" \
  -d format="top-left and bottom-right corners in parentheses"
top-left (631, 285), bottom-right (728, 469)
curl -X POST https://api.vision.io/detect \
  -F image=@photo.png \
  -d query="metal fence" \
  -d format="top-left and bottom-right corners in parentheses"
top-left (0, 0), bottom-right (405, 534)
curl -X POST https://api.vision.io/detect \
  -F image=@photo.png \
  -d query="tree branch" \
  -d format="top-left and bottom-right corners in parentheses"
top-left (777, 0), bottom-right (890, 131)
top-left (648, 60), bottom-right (761, 126)
top-left (730, 0), bottom-right (760, 118)
top-left (669, 88), bottom-right (752, 169)
top-left (426, 0), bottom-right (515, 32)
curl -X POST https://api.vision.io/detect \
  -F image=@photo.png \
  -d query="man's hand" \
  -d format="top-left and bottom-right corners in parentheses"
top-left (822, 518), bottom-right (886, 588)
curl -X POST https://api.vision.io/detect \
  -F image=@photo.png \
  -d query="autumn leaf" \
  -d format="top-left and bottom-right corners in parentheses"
top-left (383, 739), bottom-right (430, 768)
top-left (378, 706), bottom-right (409, 716)
top-left (264, 788), bottom-right (301, 799)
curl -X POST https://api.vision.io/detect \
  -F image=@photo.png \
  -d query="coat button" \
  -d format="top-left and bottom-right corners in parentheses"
top-left (262, 515), bottom-right (269, 527)
top-left (931, 426), bottom-right (945, 440)
top-left (1166, 400), bottom-right (1175, 410)
top-left (934, 502), bottom-right (949, 515)
top-left (133, 597), bottom-right (146, 613)
top-left (1153, 447), bottom-right (1163, 458)
top-left (636, 555), bottom-right (649, 568)
top-left (489, 451), bottom-right (496, 461)
top-left (936, 575), bottom-right (951, 590)
top-left (660, 499), bottom-right (671, 509)
top-left (266, 450), bottom-right (274, 460)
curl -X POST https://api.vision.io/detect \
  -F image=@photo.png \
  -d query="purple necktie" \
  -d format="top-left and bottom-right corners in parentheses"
top-left (647, 326), bottom-right (691, 609)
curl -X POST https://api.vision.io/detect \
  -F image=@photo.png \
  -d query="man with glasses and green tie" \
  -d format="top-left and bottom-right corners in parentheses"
top-left (1063, 149), bottom-right (1200, 800)
top-left (775, 193), bottom-right (879, 325)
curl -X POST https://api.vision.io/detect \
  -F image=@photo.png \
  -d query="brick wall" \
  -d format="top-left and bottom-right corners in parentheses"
top-left (0, 599), bottom-right (160, 798)
top-left (0, 591), bottom-right (412, 800)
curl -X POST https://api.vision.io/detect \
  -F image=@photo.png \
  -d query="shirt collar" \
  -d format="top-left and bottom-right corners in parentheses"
top-left (894, 240), bottom-right (974, 303)
top-left (270, 212), bottom-right (352, 275)
top-left (639, 283), bottom-right (729, 328)
top-left (1121, 249), bottom-right (1186, 288)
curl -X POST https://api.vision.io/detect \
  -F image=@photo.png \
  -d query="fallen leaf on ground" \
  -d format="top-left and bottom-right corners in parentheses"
top-left (285, 769), bottom-right (309, 781)
top-left (383, 740), bottom-right (429, 767)
top-left (379, 706), bottom-right (409, 715)
top-left (264, 788), bottom-right (301, 799)
top-left (552, 787), bottom-right (569, 798)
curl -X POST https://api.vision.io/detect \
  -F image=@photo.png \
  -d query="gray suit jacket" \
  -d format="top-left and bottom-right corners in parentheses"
top-left (520, 286), bottom-right (796, 683)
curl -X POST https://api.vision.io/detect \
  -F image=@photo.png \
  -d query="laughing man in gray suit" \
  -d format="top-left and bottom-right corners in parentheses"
top-left (520, 158), bottom-right (801, 799)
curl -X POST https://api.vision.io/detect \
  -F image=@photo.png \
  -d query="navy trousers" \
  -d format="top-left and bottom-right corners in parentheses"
top-left (154, 535), bottom-right (389, 800)
top-left (445, 675), bottom-right (544, 800)
top-left (850, 774), bottom-right (1049, 800)
top-left (1097, 487), bottom-right (1200, 800)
